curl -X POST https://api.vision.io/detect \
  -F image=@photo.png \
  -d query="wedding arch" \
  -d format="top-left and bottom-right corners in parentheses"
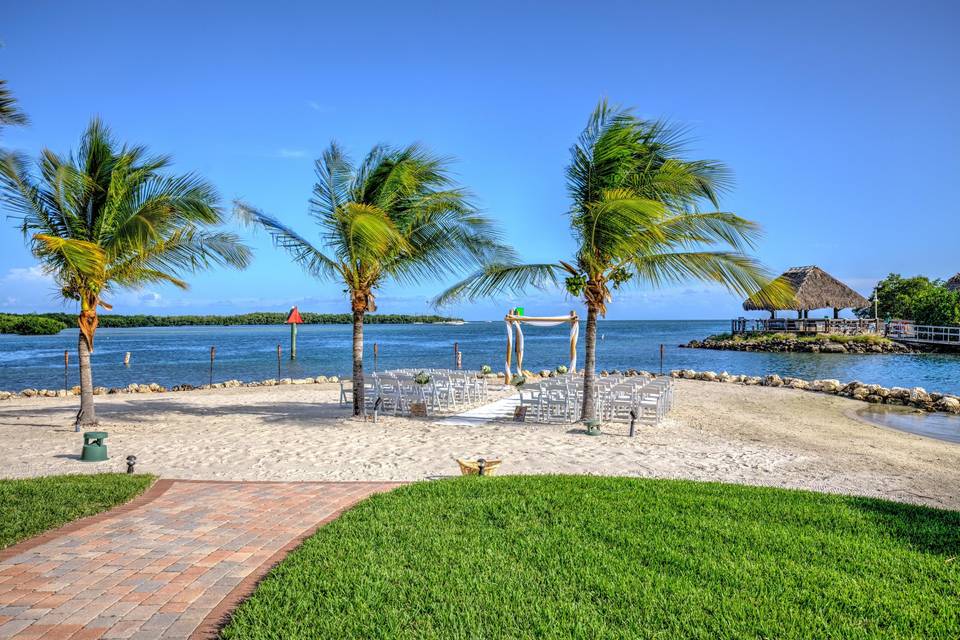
top-left (504, 309), bottom-right (579, 383)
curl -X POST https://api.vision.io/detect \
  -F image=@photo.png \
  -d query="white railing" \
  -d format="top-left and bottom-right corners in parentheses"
top-left (731, 318), bottom-right (881, 335)
top-left (885, 321), bottom-right (960, 345)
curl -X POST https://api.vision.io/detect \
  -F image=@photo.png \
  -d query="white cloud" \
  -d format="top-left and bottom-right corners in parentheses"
top-left (275, 148), bottom-right (309, 159)
top-left (307, 101), bottom-right (334, 113)
top-left (2, 265), bottom-right (50, 283)
top-left (139, 291), bottom-right (162, 305)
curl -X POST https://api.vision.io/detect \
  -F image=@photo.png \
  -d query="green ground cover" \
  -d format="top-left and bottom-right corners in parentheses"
top-left (0, 474), bottom-right (154, 548)
top-left (707, 331), bottom-right (892, 345)
top-left (221, 476), bottom-right (960, 639)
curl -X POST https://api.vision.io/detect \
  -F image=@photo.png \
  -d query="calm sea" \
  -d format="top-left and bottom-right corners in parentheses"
top-left (1, 320), bottom-right (959, 395)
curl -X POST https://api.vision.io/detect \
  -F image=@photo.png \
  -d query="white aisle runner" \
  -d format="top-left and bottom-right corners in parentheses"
top-left (438, 395), bottom-right (522, 426)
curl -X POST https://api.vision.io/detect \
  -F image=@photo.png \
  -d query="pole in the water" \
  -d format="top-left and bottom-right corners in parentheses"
top-left (209, 346), bottom-right (216, 387)
top-left (277, 343), bottom-right (282, 380)
top-left (453, 342), bottom-right (459, 369)
top-left (285, 306), bottom-right (303, 360)
top-left (373, 343), bottom-right (378, 371)
top-left (659, 344), bottom-right (664, 376)
top-left (63, 350), bottom-right (69, 392)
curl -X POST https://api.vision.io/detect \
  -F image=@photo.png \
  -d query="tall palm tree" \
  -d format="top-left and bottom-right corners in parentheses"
top-left (236, 142), bottom-right (510, 416)
top-left (436, 101), bottom-right (789, 421)
top-left (0, 119), bottom-right (252, 429)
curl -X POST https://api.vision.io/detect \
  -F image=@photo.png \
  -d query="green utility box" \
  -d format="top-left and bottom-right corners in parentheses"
top-left (81, 431), bottom-right (108, 461)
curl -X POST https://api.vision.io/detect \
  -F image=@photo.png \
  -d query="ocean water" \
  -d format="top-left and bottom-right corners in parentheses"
top-left (1, 320), bottom-right (959, 395)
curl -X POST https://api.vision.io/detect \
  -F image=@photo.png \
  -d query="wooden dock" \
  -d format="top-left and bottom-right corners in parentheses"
top-left (731, 318), bottom-right (881, 335)
top-left (731, 318), bottom-right (960, 348)
top-left (885, 321), bottom-right (960, 346)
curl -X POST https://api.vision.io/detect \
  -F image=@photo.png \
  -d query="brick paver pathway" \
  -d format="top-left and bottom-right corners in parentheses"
top-left (0, 480), bottom-right (399, 639)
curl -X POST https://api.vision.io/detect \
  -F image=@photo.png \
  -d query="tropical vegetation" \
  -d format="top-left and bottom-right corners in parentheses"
top-left (236, 142), bottom-right (509, 415)
top-left (437, 101), bottom-right (786, 420)
top-left (859, 273), bottom-right (960, 326)
top-left (0, 79), bottom-right (28, 141)
top-left (0, 119), bottom-right (251, 428)
top-left (705, 331), bottom-right (893, 345)
top-left (0, 474), bottom-right (154, 549)
top-left (0, 311), bottom-right (461, 334)
top-left (222, 476), bottom-right (960, 639)
top-left (0, 313), bottom-right (67, 335)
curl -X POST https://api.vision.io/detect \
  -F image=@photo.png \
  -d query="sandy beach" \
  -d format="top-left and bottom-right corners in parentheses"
top-left (2, 380), bottom-right (959, 510)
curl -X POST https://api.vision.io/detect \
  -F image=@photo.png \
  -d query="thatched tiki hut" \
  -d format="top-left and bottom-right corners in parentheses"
top-left (743, 266), bottom-right (869, 319)
top-left (946, 273), bottom-right (960, 293)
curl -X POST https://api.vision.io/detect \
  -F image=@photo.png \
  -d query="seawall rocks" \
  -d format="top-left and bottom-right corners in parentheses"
top-left (670, 369), bottom-right (960, 415)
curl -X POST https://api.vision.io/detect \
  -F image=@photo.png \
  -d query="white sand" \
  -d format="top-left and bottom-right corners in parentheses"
top-left (2, 380), bottom-right (959, 509)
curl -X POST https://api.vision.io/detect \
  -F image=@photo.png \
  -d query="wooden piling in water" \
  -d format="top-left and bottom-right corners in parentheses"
top-left (209, 346), bottom-right (216, 386)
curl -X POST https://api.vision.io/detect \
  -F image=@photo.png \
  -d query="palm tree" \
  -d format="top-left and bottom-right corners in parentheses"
top-left (0, 119), bottom-right (252, 429)
top-left (235, 142), bottom-right (509, 416)
top-left (0, 80), bottom-right (29, 134)
top-left (436, 101), bottom-right (789, 421)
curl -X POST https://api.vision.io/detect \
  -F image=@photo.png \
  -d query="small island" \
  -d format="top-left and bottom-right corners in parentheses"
top-left (0, 311), bottom-right (464, 336)
top-left (688, 267), bottom-right (959, 355)
top-left (684, 332), bottom-right (914, 354)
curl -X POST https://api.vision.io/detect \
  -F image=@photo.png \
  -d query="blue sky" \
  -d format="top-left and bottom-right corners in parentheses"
top-left (2, 0), bottom-right (957, 320)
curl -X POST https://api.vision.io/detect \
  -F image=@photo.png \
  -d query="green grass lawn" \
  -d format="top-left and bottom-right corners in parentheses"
top-left (222, 476), bottom-right (960, 640)
top-left (0, 473), bottom-right (154, 549)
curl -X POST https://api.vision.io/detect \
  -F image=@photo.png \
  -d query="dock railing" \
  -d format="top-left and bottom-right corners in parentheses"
top-left (731, 317), bottom-right (960, 346)
top-left (885, 321), bottom-right (960, 346)
top-left (731, 317), bottom-right (881, 335)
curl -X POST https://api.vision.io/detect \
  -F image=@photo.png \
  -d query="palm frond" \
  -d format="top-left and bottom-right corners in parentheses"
top-left (432, 263), bottom-right (563, 307)
top-left (32, 234), bottom-right (105, 281)
top-left (628, 250), bottom-right (790, 303)
top-left (0, 80), bottom-right (28, 129)
top-left (648, 212), bottom-right (762, 253)
top-left (234, 200), bottom-right (340, 280)
top-left (310, 142), bottom-right (354, 223)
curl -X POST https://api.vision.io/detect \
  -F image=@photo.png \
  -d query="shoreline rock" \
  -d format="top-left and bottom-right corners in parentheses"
top-left (5, 367), bottom-right (957, 417)
top-left (683, 336), bottom-right (917, 354)
top-left (669, 369), bottom-right (960, 415)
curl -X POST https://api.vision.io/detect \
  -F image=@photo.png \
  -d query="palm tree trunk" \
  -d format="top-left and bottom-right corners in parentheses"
top-left (580, 304), bottom-right (599, 422)
top-left (351, 309), bottom-right (364, 416)
top-left (75, 331), bottom-right (97, 431)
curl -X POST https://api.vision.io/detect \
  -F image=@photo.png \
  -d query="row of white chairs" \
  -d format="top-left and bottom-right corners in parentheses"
top-left (340, 369), bottom-right (489, 415)
top-left (523, 373), bottom-right (673, 425)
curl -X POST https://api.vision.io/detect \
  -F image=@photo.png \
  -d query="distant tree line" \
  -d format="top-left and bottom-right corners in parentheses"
top-left (857, 274), bottom-right (960, 326)
top-left (0, 314), bottom-right (68, 335)
top-left (0, 312), bottom-right (463, 335)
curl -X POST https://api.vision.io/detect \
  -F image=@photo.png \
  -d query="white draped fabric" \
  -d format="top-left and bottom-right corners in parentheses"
top-left (504, 312), bottom-right (579, 382)
top-left (569, 320), bottom-right (579, 373)
top-left (504, 319), bottom-right (513, 380)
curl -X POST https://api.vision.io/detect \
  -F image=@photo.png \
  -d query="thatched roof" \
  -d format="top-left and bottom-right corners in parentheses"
top-left (947, 273), bottom-right (960, 292)
top-left (743, 265), bottom-right (869, 311)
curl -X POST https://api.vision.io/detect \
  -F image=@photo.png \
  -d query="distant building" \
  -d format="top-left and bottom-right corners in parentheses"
top-left (947, 273), bottom-right (960, 293)
top-left (743, 265), bottom-right (869, 319)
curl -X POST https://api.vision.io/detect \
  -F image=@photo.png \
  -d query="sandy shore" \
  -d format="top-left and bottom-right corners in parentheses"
top-left (2, 380), bottom-right (959, 509)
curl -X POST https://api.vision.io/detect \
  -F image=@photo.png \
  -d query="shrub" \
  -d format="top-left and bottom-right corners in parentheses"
top-left (0, 314), bottom-right (67, 335)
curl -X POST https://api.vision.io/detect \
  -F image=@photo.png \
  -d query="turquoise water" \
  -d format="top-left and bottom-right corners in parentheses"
top-left (1, 320), bottom-right (959, 394)
top-left (858, 406), bottom-right (960, 444)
